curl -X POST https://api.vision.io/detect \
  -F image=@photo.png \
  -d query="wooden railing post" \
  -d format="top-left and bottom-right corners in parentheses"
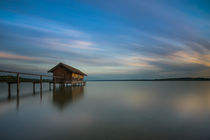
top-left (17, 73), bottom-right (20, 96)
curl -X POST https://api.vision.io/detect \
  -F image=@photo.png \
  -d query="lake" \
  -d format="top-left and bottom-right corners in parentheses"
top-left (0, 81), bottom-right (210, 140)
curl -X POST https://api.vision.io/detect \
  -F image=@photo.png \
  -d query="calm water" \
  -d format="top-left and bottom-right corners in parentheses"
top-left (0, 81), bottom-right (210, 140)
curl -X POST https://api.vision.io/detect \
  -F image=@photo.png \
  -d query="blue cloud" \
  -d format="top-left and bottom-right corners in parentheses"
top-left (0, 0), bottom-right (210, 79)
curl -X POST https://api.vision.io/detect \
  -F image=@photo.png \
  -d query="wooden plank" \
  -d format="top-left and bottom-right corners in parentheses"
top-left (0, 70), bottom-right (52, 77)
top-left (0, 81), bottom-right (53, 83)
top-left (0, 70), bottom-right (62, 78)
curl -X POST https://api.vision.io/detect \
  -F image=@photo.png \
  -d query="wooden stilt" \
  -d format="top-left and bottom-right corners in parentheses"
top-left (16, 94), bottom-right (19, 109)
top-left (40, 76), bottom-right (42, 101)
top-left (53, 77), bottom-right (56, 91)
top-left (17, 73), bottom-right (20, 96)
top-left (16, 73), bottom-right (20, 109)
top-left (8, 82), bottom-right (11, 99)
top-left (40, 75), bottom-right (42, 92)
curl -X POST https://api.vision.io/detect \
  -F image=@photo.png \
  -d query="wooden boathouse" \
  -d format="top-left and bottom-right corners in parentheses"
top-left (48, 62), bottom-right (87, 86)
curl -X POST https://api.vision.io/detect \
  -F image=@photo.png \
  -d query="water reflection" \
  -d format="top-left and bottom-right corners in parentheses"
top-left (0, 84), bottom-right (85, 113)
top-left (52, 86), bottom-right (84, 110)
top-left (1, 82), bottom-right (210, 140)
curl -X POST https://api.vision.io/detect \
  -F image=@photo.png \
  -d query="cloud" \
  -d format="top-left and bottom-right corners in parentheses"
top-left (0, 51), bottom-right (56, 67)
top-left (169, 51), bottom-right (210, 67)
top-left (45, 39), bottom-right (102, 51)
top-left (0, 1), bottom-right (210, 79)
top-left (0, 15), bottom-right (87, 39)
top-left (0, 51), bottom-right (39, 61)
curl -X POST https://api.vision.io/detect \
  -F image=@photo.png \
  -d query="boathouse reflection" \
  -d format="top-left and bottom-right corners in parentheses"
top-left (52, 86), bottom-right (84, 110)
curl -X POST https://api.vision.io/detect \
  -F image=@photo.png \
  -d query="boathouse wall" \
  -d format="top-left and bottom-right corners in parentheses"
top-left (53, 67), bottom-right (71, 82)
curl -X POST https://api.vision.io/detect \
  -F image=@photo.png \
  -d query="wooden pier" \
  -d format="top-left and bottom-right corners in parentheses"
top-left (0, 70), bottom-right (86, 99)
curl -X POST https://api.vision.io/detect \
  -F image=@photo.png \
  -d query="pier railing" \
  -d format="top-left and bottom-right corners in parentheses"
top-left (0, 70), bottom-right (64, 98)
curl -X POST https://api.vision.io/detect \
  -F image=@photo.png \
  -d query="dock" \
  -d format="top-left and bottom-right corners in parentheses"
top-left (0, 70), bottom-right (86, 99)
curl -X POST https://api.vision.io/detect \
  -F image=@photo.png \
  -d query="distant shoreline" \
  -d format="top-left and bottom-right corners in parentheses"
top-left (1, 76), bottom-right (210, 82)
top-left (87, 78), bottom-right (210, 81)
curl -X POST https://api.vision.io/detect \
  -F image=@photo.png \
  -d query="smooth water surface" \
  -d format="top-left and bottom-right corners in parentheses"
top-left (0, 81), bottom-right (210, 140)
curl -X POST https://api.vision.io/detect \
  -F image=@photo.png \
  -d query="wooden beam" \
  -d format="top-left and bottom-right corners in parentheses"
top-left (0, 70), bottom-right (59, 78)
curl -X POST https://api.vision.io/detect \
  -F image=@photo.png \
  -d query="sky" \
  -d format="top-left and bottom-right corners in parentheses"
top-left (0, 0), bottom-right (210, 80)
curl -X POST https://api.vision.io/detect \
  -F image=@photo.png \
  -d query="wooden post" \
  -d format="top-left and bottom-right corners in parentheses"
top-left (33, 82), bottom-right (35, 94)
top-left (16, 73), bottom-right (20, 110)
top-left (8, 82), bottom-right (11, 99)
top-left (17, 73), bottom-right (20, 96)
top-left (40, 75), bottom-right (42, 92)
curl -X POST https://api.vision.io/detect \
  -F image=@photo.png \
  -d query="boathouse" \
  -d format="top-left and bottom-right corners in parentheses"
top-left (48, 63), bottom-right (87, 83)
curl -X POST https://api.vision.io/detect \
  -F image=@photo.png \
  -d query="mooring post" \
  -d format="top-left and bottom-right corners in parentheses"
top-left (40, 75), bottom-right (42, 92)
top-left (17, 73), bottom-right (20, 96)
top-left (8, 82), bottom-right (11, 99)
top-left (33, 82), bottom-right (35, 94)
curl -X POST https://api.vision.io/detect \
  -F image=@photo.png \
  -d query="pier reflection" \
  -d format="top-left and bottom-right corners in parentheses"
top-left (52, 86), bottom-right (84, 110)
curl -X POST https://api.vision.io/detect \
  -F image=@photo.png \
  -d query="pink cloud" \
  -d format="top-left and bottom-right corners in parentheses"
top-left (0, 51), bottom-right (40, 61)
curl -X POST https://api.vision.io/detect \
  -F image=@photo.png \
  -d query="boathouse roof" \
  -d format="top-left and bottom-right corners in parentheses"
top-left (48, 63), bottom-right (87, 76)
